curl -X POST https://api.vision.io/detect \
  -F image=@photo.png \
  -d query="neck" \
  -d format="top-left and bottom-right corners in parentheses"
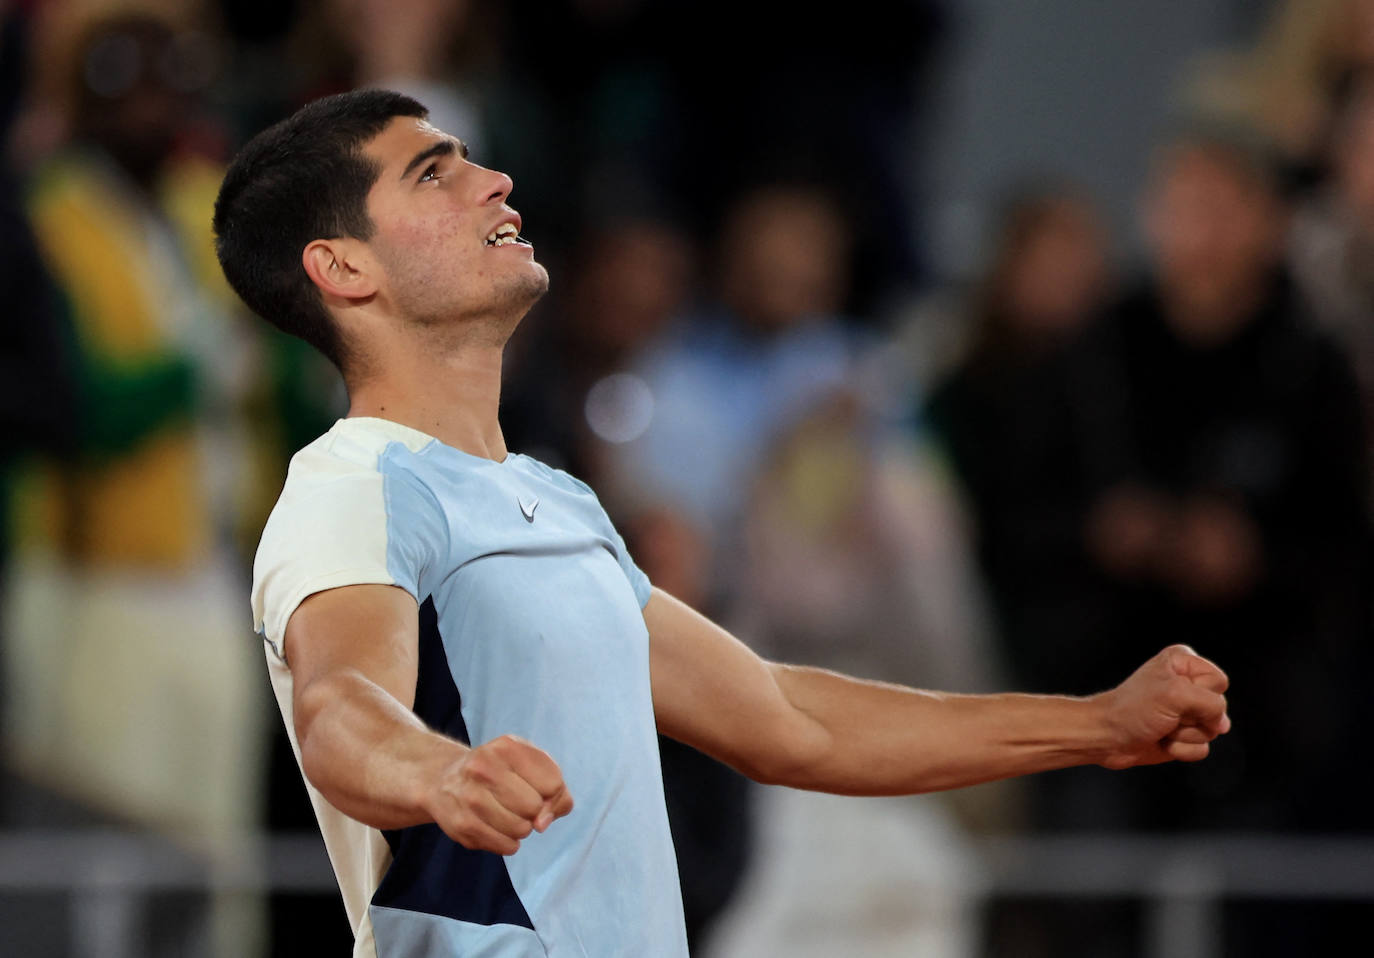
top-left (1160, 272), bottom-right (1265, 349)
top-left (347, 337), bottom-right (509, 462)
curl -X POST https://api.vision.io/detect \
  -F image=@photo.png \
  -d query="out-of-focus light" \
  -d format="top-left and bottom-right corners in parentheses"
top-left (584, 372), bottom-right (654, 444)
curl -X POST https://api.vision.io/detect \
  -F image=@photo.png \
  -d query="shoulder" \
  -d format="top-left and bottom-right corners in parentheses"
top-left (252, 420), bottom-right (447, 646)
top-left (263, 420), bottom-right (451, 543)
top-left (277, 417), bottom-right (439, 488)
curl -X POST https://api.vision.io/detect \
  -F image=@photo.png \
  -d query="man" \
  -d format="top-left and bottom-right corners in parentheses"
top-left (213, 90), bottom-right (1231, 957)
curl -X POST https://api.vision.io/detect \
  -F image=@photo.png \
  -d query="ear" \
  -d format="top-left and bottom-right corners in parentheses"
top-left (302, 238), bottom-right (379, 304)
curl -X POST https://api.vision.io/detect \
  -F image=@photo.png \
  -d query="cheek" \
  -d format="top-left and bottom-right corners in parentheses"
top-left (389, 208), bottom-right (468, 251)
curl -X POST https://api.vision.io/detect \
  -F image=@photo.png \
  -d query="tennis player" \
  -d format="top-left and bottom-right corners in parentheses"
top-left (213, 90), bottom-right (1231, 957)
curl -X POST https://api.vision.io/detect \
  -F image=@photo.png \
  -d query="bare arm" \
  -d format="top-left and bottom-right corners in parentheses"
top-left (285, 584), bottom-right (573, 854)
top-left (647, 589), bottom-right (1230, 794)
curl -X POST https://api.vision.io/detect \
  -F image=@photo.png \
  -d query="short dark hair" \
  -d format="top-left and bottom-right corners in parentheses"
top-left (213, 90), bottom-right (428, 370)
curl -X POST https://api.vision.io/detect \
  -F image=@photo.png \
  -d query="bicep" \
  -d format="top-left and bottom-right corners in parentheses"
top-left (284, 583), bottom-right (421, 711)
top-left (646, 588), bottom-right (825, 781)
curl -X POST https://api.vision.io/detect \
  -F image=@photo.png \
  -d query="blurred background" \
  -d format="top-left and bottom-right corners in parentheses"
top-left (0, 0), bottom-right (1371, 955)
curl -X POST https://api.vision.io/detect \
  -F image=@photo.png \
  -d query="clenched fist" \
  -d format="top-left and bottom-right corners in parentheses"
top-left (1094, 644), bottom-right (1231, 770)
top-left (422, 734), bottom-right (574, 855)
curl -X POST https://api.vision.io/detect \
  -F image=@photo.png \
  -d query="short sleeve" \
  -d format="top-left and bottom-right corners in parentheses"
top-left (608, 521), bottom-right (653, 609)
top-left (251, 441), bottom-right (448, 660)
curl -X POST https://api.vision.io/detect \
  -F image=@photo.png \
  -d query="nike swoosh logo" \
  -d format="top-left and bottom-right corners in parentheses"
top-left (519, 495), bottom-right (539, 522)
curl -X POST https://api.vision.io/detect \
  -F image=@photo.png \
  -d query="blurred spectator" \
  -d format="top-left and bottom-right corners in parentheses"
top-left (591, 182), bottom-right (1007, 958)
top-left (924, 188), bottom-right (1124, 704)
top-left (917, 188), bottom-right (1133, 958)
top-left (4, 6), bottom-right (283, 953)
top-left (1068, 120), bottom-right (1374, 958)
top-left (937, 124), bottom-right (1372, 958)
top-left (1082, 128), bottom-right (1372, 860)
top-left (607, 184), bottom-right (857, 570)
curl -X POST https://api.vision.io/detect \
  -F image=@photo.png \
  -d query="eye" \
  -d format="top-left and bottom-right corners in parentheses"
top-left (419, 162), bottom-right (440, 183)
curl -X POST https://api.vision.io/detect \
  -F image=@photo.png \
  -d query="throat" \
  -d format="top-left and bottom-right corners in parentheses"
top-left (347, 342), bottom-right (509, 461)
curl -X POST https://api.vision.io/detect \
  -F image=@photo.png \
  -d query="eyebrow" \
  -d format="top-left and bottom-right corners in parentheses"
top-left (399, 137), bottom-right (468, 182)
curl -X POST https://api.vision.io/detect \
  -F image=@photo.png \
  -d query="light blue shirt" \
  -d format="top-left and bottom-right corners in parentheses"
top-left (252, 417), bottom-right (688, 957)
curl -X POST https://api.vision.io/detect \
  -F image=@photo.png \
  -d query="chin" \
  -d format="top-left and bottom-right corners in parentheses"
top-left (515, 261), bottom-right (552, 303)
top-left (489, 264), bottom-right (550, 321)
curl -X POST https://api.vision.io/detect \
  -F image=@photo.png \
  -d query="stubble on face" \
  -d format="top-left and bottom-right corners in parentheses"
top-left (359, 116), bottom-right (551, 350)
top-left (374, 232), bottom-right (551, 348)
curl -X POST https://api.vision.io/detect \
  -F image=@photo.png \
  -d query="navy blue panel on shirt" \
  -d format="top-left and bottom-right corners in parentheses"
top-left (370, 597), bottom-right (535, 930)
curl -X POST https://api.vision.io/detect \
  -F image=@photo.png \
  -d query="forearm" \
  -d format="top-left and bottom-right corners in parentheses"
top-left (651, 589), bottom-right (1227, 796)
top-left (768, 664), bottom-right (1114, 795)
top-left (295, 668), bottom-right (464, 829)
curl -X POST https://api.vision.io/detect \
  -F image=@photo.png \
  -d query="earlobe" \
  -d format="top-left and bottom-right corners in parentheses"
top-left (302, 239), bottom-right (378, 303)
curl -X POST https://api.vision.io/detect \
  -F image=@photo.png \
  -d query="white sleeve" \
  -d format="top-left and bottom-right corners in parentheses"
top-left (251, 453), bottom-right (446, 660)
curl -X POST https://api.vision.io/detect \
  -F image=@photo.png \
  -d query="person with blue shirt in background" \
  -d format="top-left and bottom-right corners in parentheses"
top-left (212, 90), bottom-right (1232, 958)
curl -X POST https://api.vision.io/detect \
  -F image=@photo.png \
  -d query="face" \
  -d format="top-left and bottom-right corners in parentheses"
top-left (360, 117), bottom-right (549, 337)
top-left (1145, 146), bottom-right (1281, 304)
top-left (720, 190), bottom-right (848, 332)
top-left (1002, 201), bottom-right (1108, 336)
top-left (78, 20), bottom-right (199, 185)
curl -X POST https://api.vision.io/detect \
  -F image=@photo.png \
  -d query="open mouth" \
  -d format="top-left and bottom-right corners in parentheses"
top-left (484, 223), bottom-right (528, 247)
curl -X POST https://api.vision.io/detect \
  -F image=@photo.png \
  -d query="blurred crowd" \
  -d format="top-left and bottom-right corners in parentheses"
top-left (0, 1), bottom-right (1369, 957)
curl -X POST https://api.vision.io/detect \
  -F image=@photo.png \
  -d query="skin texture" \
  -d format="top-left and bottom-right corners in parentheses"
top-left (283, 116), bottom-right (1232, 856)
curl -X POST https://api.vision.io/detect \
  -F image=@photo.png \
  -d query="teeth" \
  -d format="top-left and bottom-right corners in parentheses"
top-left (485, 222), bottom-right (521, 246)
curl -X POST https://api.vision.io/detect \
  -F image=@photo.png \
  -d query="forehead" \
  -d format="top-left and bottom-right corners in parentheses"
top-left (1154, 143), bottom-right (1266, 196)
top-left (364, 116), bottom-right (464, 176)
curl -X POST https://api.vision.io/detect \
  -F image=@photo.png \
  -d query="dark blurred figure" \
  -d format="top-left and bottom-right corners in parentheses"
top-left (926, 188), bottom-right (1122, 702)
top-left (0, 3), bottom-right (77, 570)
top-left (1077, 127), bottom-right (1371, 958)
top-left (924, 190), bottom-right (1143, 958)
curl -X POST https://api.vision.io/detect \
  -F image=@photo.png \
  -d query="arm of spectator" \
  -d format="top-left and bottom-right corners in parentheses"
top-left (647, 587), bottom-right (1230, 794)
top-left (284, 583), bottom-right (573, 854)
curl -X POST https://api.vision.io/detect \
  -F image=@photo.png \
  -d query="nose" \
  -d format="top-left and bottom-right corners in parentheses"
top-left (476, 165), bottom-right (514, 205)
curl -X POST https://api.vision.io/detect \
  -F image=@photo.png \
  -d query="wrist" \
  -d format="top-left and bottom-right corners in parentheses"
top-left (408, 732), bottom-right (470, 821)
top-left (1080, 689), bottom-right (1132, 768)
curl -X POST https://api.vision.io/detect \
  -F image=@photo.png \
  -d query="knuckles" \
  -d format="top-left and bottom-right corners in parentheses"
top-left (489, 734), bottom-right (534, 757)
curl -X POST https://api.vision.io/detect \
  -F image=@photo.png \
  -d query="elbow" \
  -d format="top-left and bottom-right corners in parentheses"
top-left (292, 674), bottom-right (339, 795)
top-left (741, 753), bottom-right (807, 788)
top-left (734, 718), bottom-right (831, 788)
